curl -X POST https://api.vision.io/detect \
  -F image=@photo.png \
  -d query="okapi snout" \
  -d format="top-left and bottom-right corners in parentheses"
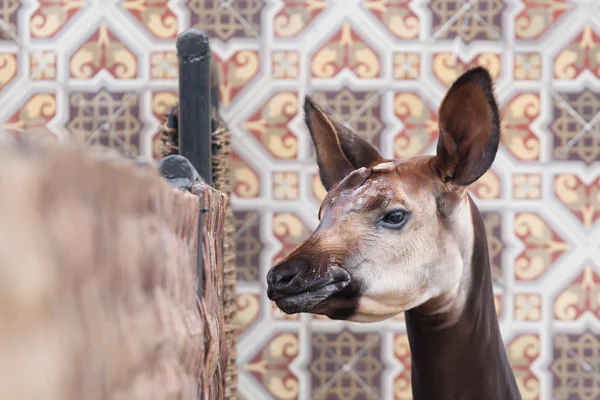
top-left (267, 257), bottom-right (351, 315)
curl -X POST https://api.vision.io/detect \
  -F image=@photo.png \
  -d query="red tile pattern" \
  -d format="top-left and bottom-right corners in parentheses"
top-left (5, 1), bottom-right (600, 399)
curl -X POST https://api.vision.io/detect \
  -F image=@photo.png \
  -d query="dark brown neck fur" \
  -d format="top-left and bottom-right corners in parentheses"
top-left (405, 197), bottom-right (521, 400)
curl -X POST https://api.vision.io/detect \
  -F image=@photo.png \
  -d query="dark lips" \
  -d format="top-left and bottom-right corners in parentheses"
top-left (268, 265), bottom-right (351, 314)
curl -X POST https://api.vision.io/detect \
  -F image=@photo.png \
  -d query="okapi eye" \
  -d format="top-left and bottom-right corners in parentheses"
top-left (381, 209), bottom-right (408, 229)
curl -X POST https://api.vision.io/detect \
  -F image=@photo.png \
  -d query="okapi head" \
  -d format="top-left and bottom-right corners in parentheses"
top-left (267, 67), bottom-right (500, 322)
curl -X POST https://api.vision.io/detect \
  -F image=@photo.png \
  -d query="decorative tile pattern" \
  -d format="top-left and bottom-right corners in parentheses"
top-left (430, 0), bottom-right (505, 42)
top-left (554, 262), bottom-right (600, 320)
top-left (0, 53), bottom-right (18, 89)
top-left (0, 0), bottom-right (20, 40)
top-left (515, 0), bottom-right (571, 40)
top-left (433, 52), bottom-right (501, 87)
top-left (551, 332), bottom-right (600, 400)
top-left (6, 2), bottom-right (600, 399)
top-left (507, 334), bottom-right (541, 399)
top-left (551, 91), bottom-right (600, 164)
top-left (188, 0), bottom-right (265, 41)
top-left (311, 89), bottom-right (383, 148)
top-left (69, 24), bottom-right (137, 79)
top-left (311, 22), bottom-right (381, 79)
top-left (364, 0), bottom-right (419, 40)
top-left (215, 50), bottom-right (260, 107)
top-left (502, 93), bottom-right (541, 161)
top-left (30, 0), bottom-right (84, 39)
top-left (273, 0), bottom-right (328, 38)
top-left (234, 211), bottom-right (263, 282)
top-left (514, 213), bottom-right (569, 281)
top-left (243, 92), bottom-right (299, 159)
top-left (245, 332), bottom-right (300, 399)
top-left (554, 26), bottom-right (600, 79)
top-left (67, 90), bottom-right (142, 153)
top-left (2, 93), bottom-right (57, 143)
top-left (122, 0), bottom-right (178, 39)
top-left (310, 330), bottom-right (383, 399)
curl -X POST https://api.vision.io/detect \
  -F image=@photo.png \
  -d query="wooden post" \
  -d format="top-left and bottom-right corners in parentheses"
top-left (176, 28), bottom-right (213, 184)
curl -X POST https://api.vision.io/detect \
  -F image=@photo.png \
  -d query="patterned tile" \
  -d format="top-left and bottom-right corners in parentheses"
top-left (433, 52), bottom-right (501, 87)
top-left (29, 51), bottom-right (57, 81)
top-left (243, 91), bottom-right (299, 159)
top-left (311, 89), bottom-right (383, 149)
top-left (2, 93), bottom-right (57, 144)
top-left (234, 211), bottom-right (263, 282)
top-left (514, 212), bottom-right (569, 281)
top-left (554, 26), bottom-right (600, 80)
top-left (430, 0), bottom-right (505, 42)
top-left (244, 332), bottom-right (300, 399)
top-left (513, 174), bottom-right (542, 200)
top-left (506, 334), bottom-right (541, 399)
top-left (69, 24), bottom-right (138, 80)
top-left (514, 52), bottom-right (542, 80)
top-left (272, 212), bottom-right (311, 264)
top-left (551, 331), bottom-right (600, 400)
top-left (311, 22), bottom-right (381, 79)
top-left (482, 211), bottom-right (504, 280)
top-left (67, 90), bottom-right (142, 154)
top-left (29, 0), bottom-right (85, 39)
top-left (550, 91), bottom-right (600, 164)
top-left (554, 175), bottom-right (600, 229)
top-left (502, 93), bottom-right (541, 161)
top-left (393, 333), bottom-right (411, 400)
top-left (363, 0), bottom-right (419, 40)
top-left (150, 51), bottom-right (178, 80)
top-left (0, 53), bottom-right (18, 89)
top-left (393, 92), bottom-right (437, 158)
top-left (214, 50), bottom-right (261, 107)
top-left (235, 293), bottom-right (261, 336)
top-left (515, 0), bottom-right (571, 41)
top-left (393, 52), bottom-right (421, 80)
top-left (7, 1), bottom-right (600, 399)
top-left (273, 0), bottom-right (328, 38)
top-left (310, 330), bottom-right (383, 400)
top-left (121, 0), bottom-right (178, 39)
top-left (232, 151), bottom-right (261, 198)
top-left (514, 294), bottom-right (542, 322)
top-left (554, 262), bottom-right (600, 321)
top-left (0, 0), bottom-right (20, 40)
top-left (188, 0), bottom-right (265, 41)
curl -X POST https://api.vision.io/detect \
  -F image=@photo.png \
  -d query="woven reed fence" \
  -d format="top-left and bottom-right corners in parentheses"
top-left (159, 104), bottom-right (237, 400)
top-left (0, 142), bottom-right (227, 399)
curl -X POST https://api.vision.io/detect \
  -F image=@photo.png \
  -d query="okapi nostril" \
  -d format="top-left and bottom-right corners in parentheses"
top-left (277, 271), bottom-right (296, 286)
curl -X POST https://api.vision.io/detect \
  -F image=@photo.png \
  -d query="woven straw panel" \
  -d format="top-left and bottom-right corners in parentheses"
top-left (0, 143), bottom-right (227, 400)
top-left (158, 107), bottom-right (237, 400)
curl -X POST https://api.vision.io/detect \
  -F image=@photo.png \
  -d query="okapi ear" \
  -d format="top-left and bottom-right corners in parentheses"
top-left (304, 96), bottom-right (383, 191)
top-left (434, 67), bottom-right (500, 187)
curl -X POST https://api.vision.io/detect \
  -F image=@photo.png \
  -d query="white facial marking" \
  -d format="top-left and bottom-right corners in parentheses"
top-left (345, 196), bottom-right (474, 323)
top-left (372, 161), bottom-right (395, 172)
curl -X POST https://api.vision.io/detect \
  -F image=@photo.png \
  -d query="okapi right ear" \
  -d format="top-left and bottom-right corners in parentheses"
top-left (304, 96), bottom-right (383, 191)
top-left (434, 67), bottom-right (501, 187)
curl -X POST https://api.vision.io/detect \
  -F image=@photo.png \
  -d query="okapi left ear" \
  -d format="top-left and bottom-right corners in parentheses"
top-left (304, 96), bottom-right (383, 191)
top-left (434, 67), bottom-right (500, 187)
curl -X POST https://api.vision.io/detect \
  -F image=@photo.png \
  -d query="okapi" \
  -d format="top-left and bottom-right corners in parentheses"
top-left (267, 67), bottom-right (521, 399)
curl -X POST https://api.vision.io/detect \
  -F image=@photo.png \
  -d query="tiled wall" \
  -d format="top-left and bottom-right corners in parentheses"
top-left (1, 1), bottom-right (600, 399)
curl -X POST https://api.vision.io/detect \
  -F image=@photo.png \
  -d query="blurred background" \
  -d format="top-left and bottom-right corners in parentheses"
top-left (1, 0), bottom-right (599, 399)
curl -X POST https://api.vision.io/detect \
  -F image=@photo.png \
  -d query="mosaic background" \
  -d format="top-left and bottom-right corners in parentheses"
top-left (1, 0), bottom-right (600, 399)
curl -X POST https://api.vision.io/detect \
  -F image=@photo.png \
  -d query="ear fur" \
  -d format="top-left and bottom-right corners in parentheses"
top-left (304, 96), bottom-right (383, 191)
top-left (434, 67), bottom-right (500, 187)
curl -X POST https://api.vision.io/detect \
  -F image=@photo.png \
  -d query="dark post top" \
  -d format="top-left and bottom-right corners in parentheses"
top-left (176, 28), bottom-right (213, 184)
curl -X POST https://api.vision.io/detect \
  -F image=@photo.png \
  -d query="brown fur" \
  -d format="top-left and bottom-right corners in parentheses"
top-left (267, 67), bottom-right (520, 399)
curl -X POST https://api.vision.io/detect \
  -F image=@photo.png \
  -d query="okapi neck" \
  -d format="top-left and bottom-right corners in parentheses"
top-left (404, 197), bottom-right (521, 400)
